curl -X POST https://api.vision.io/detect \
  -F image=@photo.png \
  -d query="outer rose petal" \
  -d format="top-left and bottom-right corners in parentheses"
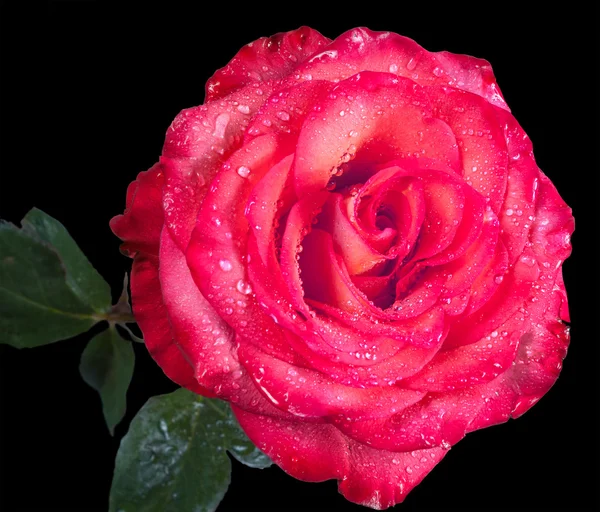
top-left (291, 27), bottom-right (509, 110)
top-left (160, 85), bottom-right (274, 249)
top-left (110, 163), bottom-right (214, 395)
top-left (159, 229), bottom-right (238, 391)
top-left (109, 164), bottom-right (164, 257)
top-left (205, 27), bottom-right (331, 101)
top-left (467, 286), bottom-right (570, 431)
top-left (130, 254), bottom-right (213, 397)
top-left (232, 405), bottom-right (447, 510)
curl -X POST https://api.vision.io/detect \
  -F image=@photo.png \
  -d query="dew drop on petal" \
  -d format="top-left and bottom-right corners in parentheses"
top-left (212, 113), bottom-right (230, 139)
top-left (219, 259), bottom-right (233, 272)
top-left (520, 254), bottom-right (536, 267)
top-left (237, 166), bottom-right (251, 178)
top-left (236, 279), bottom-right (252, 295)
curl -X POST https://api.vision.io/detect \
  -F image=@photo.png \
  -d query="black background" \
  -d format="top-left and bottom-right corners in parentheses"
top-left (1, 1), bottom-right (598, 510)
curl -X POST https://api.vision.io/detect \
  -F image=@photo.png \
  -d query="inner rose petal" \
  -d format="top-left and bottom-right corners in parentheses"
top-left (318, 193), bottom-right (389, 276)
top-left (292, 71), bottom-right (460, 197)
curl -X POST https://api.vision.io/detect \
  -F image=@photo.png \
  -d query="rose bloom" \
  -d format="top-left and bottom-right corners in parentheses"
top-left (111, 27), bottom-right (574, 509)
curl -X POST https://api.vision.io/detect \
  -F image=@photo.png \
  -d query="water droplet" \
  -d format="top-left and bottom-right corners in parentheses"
top-left (494, 275), bottom-right (504, 284)
top-left (219, 259), bottom-right (233, 271)
top-left (520, 254), bottom-right (536, 267)
top-left (406, 52), bottom-right (421, 71)
top-left (389, 63), bottom-right (398, 73)
top-left (236, 279), bottom-right (252, 295)
top-left (212, 113), bottom-right (230, 138)
top-left (237, 166), bottom-right (251, 178)
top-left (276, 111), bottom-right (290, 121)
top-left (237, 104), bottom-right (250, 114)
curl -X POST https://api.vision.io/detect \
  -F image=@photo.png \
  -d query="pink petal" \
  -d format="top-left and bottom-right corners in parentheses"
top-left (129, 254), bottom-right (214, 396)
top-left (319, 193), bottom-right (388, 275)
top-left (291, 27), bottom-right (509, 110)
top-left (278, 192), bottom-right (330, 314)
top-left (429, 86), bottom-right (509, 211)
top-left (109, 163), bottom-right (164, 257)
top-left (494, 109), bottom-right (540, 263)
top-left (159, 228), bottom-right (238, 393)
top-left (244, 79), bottom-right (333, 144)
top-left (292, 71), bottom-right (460, 197)
top-left (161, 85), bottom-right (273, 249)
top-left (232, 405), bottom-right (448, 510)
top-left (205, 27), bottom-right (331, 101)
top-left (299, 228), bottom-right (370, 313)
top-left (238, 342), bottom-right (425, 421)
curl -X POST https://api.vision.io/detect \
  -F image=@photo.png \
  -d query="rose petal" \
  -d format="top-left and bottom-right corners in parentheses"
top-left (292, 27), bottom-right (509, 110)
top-left (338, 443), bottom-right (447, 510)
top-left (299, 228), bottom-right (370, 313)
top-left (238, 342), bottom-right (425, 421)
top-left (233, 405), bottom-right (448, 510)
top-left (429, 86), bottom-right (509, 211)
top-left (205, 27), bottom-right (331, 101)
top-left (161, 85), bottom-right (273, 249)
top-left (159, 228), bottom-right (238, 390)
top-left (402, 309), bottom-right (523, 392)
top-left (355, 166), bottom-right (425, 260)
top-left (187, 133), bottom-right (292, 329)
top-left (445, 247), bottom-right (537, 347)
top-left (319, 193), bottom-right (388, 275)
top-left (293, 71), bottom-right (460, 197)
top-left (110, 163), bottom-right (164, 257)
top-left (494, 110), bottom-right (539, 263)
top-left (423, 203), bottom-right (499, 304)
top-left (467, 286), bottom-right (570, 431)
top-left (244, 79), bottom-right (333, 144)
top-left (279, 192), bottom-right (329, 314)
top-left (130, 254), bottom-right (213, 396)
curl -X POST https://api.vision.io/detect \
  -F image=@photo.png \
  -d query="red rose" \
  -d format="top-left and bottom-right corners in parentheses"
top-left (111, 27), bottom-right (574, 509)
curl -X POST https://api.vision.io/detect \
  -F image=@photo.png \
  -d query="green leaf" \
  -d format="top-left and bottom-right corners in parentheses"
top-left (0, 214), bottom-right (106, 348)
top-left (109, 389), bottom-right (271, 512)
top-left (21, 208), bottom-right (112, 312)
top-left (79, 326), bottom-right (135, 435)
